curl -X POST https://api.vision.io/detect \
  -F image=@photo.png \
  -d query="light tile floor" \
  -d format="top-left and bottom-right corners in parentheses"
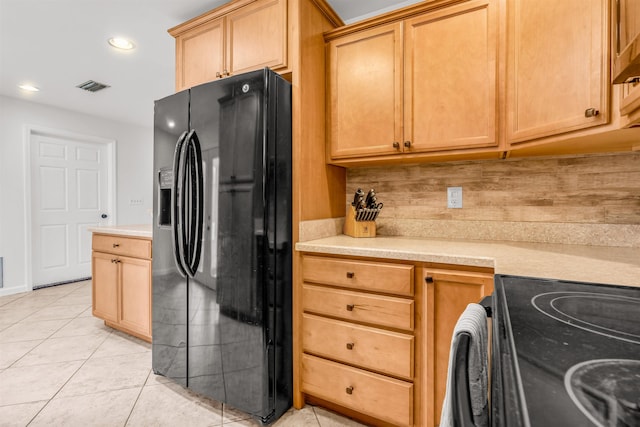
top-left (0, 281), bottom-right (367, 426)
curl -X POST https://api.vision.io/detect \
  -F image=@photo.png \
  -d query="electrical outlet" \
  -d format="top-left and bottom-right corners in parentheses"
top-left (129, 198), bottom-right (144, 206)
top-left (447, 187), bottom-right (462, 209)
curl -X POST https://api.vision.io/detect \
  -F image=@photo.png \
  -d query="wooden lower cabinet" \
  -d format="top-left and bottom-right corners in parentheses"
top-left (423, 268), bottom-right (494, 427)
top-left (302, 354), bottom-right (414, 426)
top-left (91, 234), bottom-right (152, 342)
top-left (298, 253), bottom-right (493, 427)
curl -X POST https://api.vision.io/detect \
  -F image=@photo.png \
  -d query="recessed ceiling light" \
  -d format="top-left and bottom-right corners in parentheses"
top-left (18, 84), bottom-right (40, 92)
top-left (108, 37), bottom-right (135, 50)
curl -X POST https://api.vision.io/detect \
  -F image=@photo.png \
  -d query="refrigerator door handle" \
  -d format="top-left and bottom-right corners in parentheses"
top-left (172, 130), bottom-right (189, 277)
top-left (185, 129), bottom-right (204, 278)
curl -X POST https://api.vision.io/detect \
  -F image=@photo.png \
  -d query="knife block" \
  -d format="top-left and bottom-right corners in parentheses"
top-left (343, 205), bottom-right (376, 238)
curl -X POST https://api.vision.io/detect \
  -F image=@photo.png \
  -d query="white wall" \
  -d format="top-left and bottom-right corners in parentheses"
top-left (0, 95), bottom-right (153, 295)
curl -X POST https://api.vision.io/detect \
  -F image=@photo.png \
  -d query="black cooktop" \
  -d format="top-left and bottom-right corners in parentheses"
top-left (492, 275), bottom-right (640, 427)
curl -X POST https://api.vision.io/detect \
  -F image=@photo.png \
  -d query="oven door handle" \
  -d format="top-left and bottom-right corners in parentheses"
top-left (453, 332), bottom-right (475, 427)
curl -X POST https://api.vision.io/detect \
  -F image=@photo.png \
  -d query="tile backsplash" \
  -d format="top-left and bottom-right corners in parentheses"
top-left (346, 152), bottom-right (640, 247)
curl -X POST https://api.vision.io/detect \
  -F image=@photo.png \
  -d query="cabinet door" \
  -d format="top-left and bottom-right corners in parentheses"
top-left (422, 269), bottom-right (493, 427)
top-left (176, 17), bottom-right (225, 91)
top-left (507, 0), bottom-right (608, 144)
top-left (618, 1), bottom-right (640, 115)
top-left (119, 256), bottom-right (152, 339)
top-left (404, 0), bottom-right (499, 152)
top-left (226, 0), bottom-right (287, 76)
top-left (92, 251), bottom-right (118, 323)
top-left (327, 22), bottom-right (403, 158)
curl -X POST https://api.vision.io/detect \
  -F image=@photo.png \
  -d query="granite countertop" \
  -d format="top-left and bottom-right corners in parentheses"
top-left (88, 224), bottom-right (152, 239)
top-left (296, 235), bottom-right (640, 287)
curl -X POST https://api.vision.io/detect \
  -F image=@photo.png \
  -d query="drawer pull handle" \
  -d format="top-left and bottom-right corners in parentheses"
top-left (346, 271), bottom-right (355, 279)
top-left (113, 243), bottom-right (120, 248)
top-left (346, 342), bottom-right (354, 350)
top-left (346, 304), bottom-right (355, 311)
top-left (346, 386), bottom-right (354, 395)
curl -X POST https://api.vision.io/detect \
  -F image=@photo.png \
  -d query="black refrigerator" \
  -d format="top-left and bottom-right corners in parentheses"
top-left (151, 68), bottom-right (292, 425)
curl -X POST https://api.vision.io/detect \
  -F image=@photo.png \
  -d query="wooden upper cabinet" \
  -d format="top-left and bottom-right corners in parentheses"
top-left (617, 0), bottom-right (640, 116)
top-left (175, 18), bottom-right (225, 91)
top-left (404, 0), bottom-right (498, 152)
top-left (327, 23), bottom-right (403, 158)
top-left (171, 0), bottom-right (288, 92)
top-left (326, 0), bottom-right (499, 162)
top-left (226, 0), bottom-right (288, 76)
top-left (507, 0), bottom-right (609, 145)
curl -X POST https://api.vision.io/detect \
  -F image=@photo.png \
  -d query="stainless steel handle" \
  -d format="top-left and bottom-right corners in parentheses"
top-left (172, 131), bottom-right (189, 278)
top-left (184, 129), bottom-right (204, 278)
top-left (585, 108), bottom-right (600, 118)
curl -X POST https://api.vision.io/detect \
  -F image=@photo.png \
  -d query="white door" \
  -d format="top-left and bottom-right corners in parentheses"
top-left (31, 134), bottom-right (112, 287)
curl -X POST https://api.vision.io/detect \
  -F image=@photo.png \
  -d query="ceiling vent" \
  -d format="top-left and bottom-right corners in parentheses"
top-left (76, 80), bottom-right (110, 92)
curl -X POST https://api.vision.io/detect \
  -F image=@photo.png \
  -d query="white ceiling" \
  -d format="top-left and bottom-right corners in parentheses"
top-left (0, 0), bottom-right (421, 128)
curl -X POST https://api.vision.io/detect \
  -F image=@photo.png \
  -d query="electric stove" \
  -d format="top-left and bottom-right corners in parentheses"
top-left (491, 275), bottom-right (640, 427)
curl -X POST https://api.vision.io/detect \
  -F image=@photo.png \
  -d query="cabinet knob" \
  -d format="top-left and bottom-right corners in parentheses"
top-left (113, 243), bottom-right (120, 248)
top-left (425, 276), bottom-right (434, 284)
top-left (393, 141), bottom-right (400, 149)
top-left (346, 342), bottom-right (355, 350)
top-left (216, 71), bottom-right (222, 78)
top-left (111, 258), bottom-right (120, 264)
top-left (585, 108), bottom-right (599, 118)
top-left (346, 271), bottom-right (355, 279)
top-left (223, 69), bottom-right (230, 77)
top-left (404, 141), bottom-right (411, 148)
top-left (346, 304), bottom-right (355, 311)
top-left (345, 386), bottom-right (354, 395)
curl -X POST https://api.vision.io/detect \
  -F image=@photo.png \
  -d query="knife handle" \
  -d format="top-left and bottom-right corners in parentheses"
top-left (352, 188), bottom-right (364, 206)
top-left (365, 189), bottom-right (377, 208)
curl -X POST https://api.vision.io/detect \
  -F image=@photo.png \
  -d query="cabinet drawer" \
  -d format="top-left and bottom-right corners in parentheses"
top-left (302, 256), bottom-right (414, 296)
top-left (303, 284), bottom-right (413, 330)
top-left (303, 313), bottom-right (413, 379)
top-left (302, 354), bottom-right (413, 426)
top-left (92, 234), bottom-right (151, 259)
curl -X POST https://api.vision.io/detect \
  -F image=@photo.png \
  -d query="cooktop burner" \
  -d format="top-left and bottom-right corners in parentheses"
top-left (565, 359), bottom-right (640, 427)
top-left (492, 275), bottom-right (640, 427)
top-left (531, 292), bottom-right (640, 344)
